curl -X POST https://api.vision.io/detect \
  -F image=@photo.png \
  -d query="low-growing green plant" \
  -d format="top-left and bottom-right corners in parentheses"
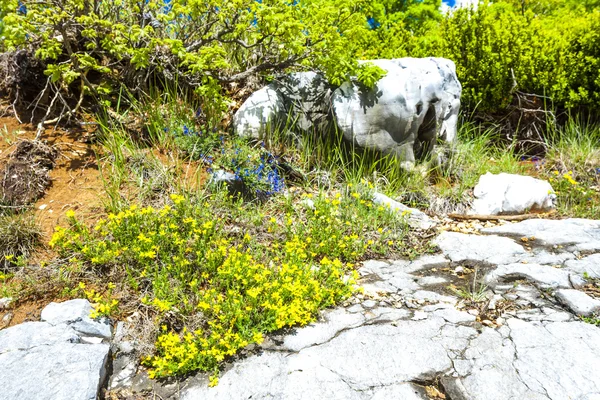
top-left (48, 190), bottom-right (410, 381)
top-left (581, 315), bottom-right (600, 326)
top-left (448, 267), bottom-right (489, 303)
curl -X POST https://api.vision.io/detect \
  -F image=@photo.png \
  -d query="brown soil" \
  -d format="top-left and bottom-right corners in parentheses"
top-left (0, 116), bottom-right (104, 239)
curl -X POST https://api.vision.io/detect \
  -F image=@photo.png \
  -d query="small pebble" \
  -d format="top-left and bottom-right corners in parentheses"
top-left (0, 297), bottom-right (12, 310)
top-left (468, 309), bottom-right (479, 316)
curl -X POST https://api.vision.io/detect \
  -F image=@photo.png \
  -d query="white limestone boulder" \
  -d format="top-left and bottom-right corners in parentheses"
top-left (470, 172), bottom-right (556, 215)
top-left (233, 85), bottom-right (284, 139)
top-left (233, 58), bottom-right (462, 167)
top-left (372, 191), bottom-right (435, 230)
top-left (332, 58), bottom-right (461, 167)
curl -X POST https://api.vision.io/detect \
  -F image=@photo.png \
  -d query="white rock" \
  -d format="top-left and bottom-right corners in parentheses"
top-left (333, 58), bottom-right (461, 167)
top-left (417, 276), bottom-right (448, 286)
top-left (433, 308), bottom-right (476, 324)
top-left (41, 299), bottom-right (112, 339)
top-left (555, 289), bottom-right (600, 316)
top-left (299, 198), bottom-right (315, 210)
top-left (0, 320), bottom-right (109, 400)
top-left (233, 86), bottom-right (284, 139)
top-left (471, 172), bottom-right (555, 215)
top-left (412, 311), bottom-right (429, 320)
top-left (482, 218), bottom-right (600, 251)
top-left (0, 342), bottom-right (110, 400)
top-left (484, 263), bottom-right (585, 289)
top-left (0, 297), bottom-right (12, 310)
top-left (234, 58), bottom-right (462, 167)
top-left (434, 231), bottom-right (527, 265)
top-left (372, 192), bottom-right (435, 230)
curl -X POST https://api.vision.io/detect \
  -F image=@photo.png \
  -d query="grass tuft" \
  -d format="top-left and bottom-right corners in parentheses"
top-left (0, 213), bottom-right (41, 271)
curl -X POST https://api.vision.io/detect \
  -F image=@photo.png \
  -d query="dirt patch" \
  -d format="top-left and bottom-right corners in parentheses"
top-left (0, 140), bottom-right (58, 209)
top-left (0, 116), bottom-right (104, 238)
top-left (1, 291), bottom-right (69, 329)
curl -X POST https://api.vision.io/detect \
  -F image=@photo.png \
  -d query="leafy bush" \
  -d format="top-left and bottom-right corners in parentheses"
top-left (2, 0), bottom-right (385, 120)
top-left (49, 191), bottom-right (410, 380)
top-left (430, 1), bottom-right (600, 112)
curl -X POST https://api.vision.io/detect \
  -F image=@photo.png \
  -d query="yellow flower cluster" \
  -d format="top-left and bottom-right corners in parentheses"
top-left (50, 195), bottom-right (358, 381)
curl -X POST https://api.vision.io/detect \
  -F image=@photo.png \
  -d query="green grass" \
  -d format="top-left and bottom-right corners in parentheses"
top-left (542, 119), bottom-right (600, 218)
top-left (0, 213), bottom-right (41, 272)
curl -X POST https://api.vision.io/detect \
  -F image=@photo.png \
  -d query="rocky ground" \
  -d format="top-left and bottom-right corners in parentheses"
top-left (2, 218), bottom-right (600, 400)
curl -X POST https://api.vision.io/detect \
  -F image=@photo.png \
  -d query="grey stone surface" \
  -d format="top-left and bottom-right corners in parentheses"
top-left (41, 299), bottom-right (112, 339)
top-left (0, 316), bottom-right (110, 400)
top-left (564, 253), bottom-right (600, 278)
top-left (0, 342), bottom-right (110, 400)
top-left (521, 250), bottom-right (575, 266)
top-left (372, 192), bottom-right (435, 229)
top-left (183, 318), bottom-right (454, 400)
top-left (0, 321), bottom-right (80, 354)
top-left (485, 263), bottom-right (585, 289)
top-left (555, 289), bottom-right (600, 316)
top-left (264, 308), bottom-right (366, 353)
top-left (0, 299), bottom-right (113, 400)
top-left (481, 218), bottom-right (600, 251)
top-left (432, 308), bottom-right (476, 324)
top-left (417, 276), bottom-right (449, 286)
top-left (0, 297), bottom-right (12, 310)
top-left (233, 85), bottom-right (284, 139)
top-left (434, 231), bottom-right (527, 264)
top-left (471, 172), bottom-right (556, 215)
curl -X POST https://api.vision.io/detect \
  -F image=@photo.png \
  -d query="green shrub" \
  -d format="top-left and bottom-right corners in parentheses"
top-left (2, 0), bottom-right (385, 120)
top-left (431, 2), bottom-right (600, 112)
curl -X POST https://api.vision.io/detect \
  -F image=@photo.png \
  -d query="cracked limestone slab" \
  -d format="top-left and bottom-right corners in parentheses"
top-left (0, 339), bottom-right (109, 400)
top-left (434, 232), bottom-right (527, 265)
top-left (448, 318), bottom-right (600, 400)
top-left (481, 218), bottom-right (600, 252)
top-left (564, 253), bottom-right (600, 278)
top-left (183, 317), bottom-right (455, 399)
top-left (359, 259), bottom-right (423, 295)
top-left (520, 250), bottom-right (576, 267)
top-left (508, 318), bottom-right (600, 399)
top-left (292, 317), bottom-right (454, 392)
top-left (372, 192), bottom-right (436, 230)
top-left (446, 326), bottom-right (548, 400)
top-left (484, 263), bottom-right (585, 289)
top-left (0, 300), bottom-right (111, 400)
top-left (263, 307), bottom-right (367, 352)
top-left (0, 321), bottom-right (80, 354)
top-left (555, 289), bottom-right (600, 317)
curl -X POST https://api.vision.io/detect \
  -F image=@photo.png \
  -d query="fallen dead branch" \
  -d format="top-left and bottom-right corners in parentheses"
top-left (448, 210), bottom-right (556, 221)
